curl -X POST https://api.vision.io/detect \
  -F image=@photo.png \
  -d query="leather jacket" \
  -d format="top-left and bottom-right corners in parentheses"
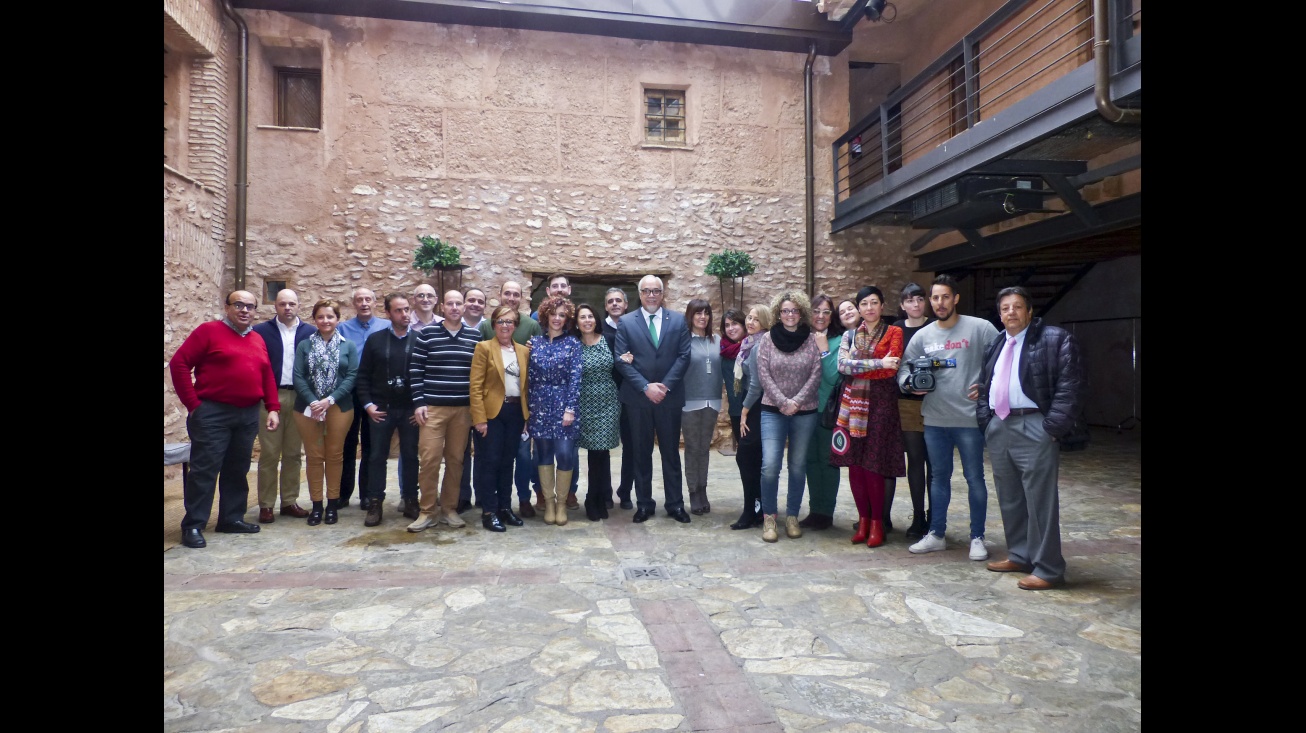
top-left (976, 318), bottom-right (1086, 440)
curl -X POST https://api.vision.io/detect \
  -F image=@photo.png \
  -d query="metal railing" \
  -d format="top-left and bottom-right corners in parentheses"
top-left (834, 0), bottom-right (1140, 204)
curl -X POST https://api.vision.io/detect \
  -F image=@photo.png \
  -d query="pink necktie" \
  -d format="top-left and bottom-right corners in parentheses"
top-left (993, 337), bottom-right (1016, 420)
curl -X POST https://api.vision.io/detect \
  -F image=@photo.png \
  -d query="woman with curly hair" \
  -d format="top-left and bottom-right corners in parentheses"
top-left (830, 285), bottom-right (905, 548)
top-left (748, 290), bottom-right (822, 542)
top-left (527, 296), bottom-right (583, 525)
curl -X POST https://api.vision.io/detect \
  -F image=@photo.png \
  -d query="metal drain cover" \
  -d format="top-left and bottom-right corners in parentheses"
top-left (623, 566), bottom-right (670, 580)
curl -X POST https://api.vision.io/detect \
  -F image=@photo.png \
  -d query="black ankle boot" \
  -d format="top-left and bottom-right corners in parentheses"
top-left (585, 494), bottom-right (601, 522)
top-left (308, 501), bottom-right (324, 526)
top-left (324, 499), bottom-right (339, 524)
top-left (482, 512), bottom-right (506, 532)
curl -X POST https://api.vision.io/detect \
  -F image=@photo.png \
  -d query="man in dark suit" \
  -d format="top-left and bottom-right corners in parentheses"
top-left (615, 275), bottom-right (693, 523)
top-left (602, 287), bottom-right (635, 509)
top-left (251, 289), bottom-right (315, 523)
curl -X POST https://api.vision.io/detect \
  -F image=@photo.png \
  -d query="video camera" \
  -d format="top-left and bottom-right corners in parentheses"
top-left (903, 356), bottom-right (956, 392)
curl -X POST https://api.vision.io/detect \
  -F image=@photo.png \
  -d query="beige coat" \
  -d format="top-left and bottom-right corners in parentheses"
top-left (469, 339), bottom-right (531, 425)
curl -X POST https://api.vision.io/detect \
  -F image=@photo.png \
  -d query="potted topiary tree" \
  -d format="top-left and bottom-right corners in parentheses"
top-left (413, 234), bottom-right (468, 297)
top-left (704, 248), bottom-right (757, 313)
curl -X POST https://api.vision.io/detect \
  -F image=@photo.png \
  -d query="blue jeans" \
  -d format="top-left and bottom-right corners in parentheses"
top-left (759, 410), bottom-right (818, 516)
top-left (535, 437), bottom-right (578, 471)
top-left (923, 425), bottom-right (988, 539)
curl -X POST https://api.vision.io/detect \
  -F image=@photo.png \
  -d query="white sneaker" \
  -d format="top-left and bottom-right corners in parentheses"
top-left (441, 511), bottom-right (467, 528)
top-left (407, 514), bottom-right (436, 532)
top-left (969, 537), bottom-right (989, 561)
top-left (909, 532), bottom-right (947, 554)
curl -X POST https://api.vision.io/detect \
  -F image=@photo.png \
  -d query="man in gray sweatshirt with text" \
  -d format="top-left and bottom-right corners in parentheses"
top-left (897, 274), bottom-right (999, 560)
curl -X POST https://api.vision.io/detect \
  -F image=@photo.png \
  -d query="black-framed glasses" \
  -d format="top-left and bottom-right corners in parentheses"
top-left (495, 319), bottom-right (517, 326)
top-left (228, 302), bottom-right (257, 311)
top-left (640, 288), bottom-right (663, 295)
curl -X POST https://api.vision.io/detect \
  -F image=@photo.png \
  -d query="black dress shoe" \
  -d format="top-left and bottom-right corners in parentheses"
top-left (632, 508), bottom-right (652, 523)
top-left (797, 513), bottom-right (816, 528)
top-left (482, 513), bottom-right (506, 532)
top-left (308, 505), bottom-right (324, 526)
top-left (730, 513), bottom-right (756, 530)
top-left (668, 508), bottom-right (691, 524)
top-left (401, 498), bottom-right (421, 520)
top-left (181, 528), bottom-right (206, 548)
top-left (691, 506), bottom-right (707, 516)
top-left (620, 498), bottom-right (634, 510)
top-left (497, 508), bottom-right (524, 527)
top-left (214, 520), bottom-right (261, 534)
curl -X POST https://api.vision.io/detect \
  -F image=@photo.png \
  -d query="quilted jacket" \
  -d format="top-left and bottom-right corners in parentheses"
top-left (976, 318), bottom-right (1086, 440)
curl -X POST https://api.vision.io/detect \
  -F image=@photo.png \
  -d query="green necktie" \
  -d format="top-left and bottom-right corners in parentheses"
top-left (648, 313), bottom-right (659, 348)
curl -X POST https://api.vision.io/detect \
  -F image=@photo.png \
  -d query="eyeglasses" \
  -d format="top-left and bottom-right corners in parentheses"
top-left (813, 309), bottom-right (833, 316)
top-left (228, 302), bottom-right (257, 311)
top-left (780, 308), bottom-right (801, 316)
top-left (640, 288), bottom-right (663, 295)
top-left (495, 319), bottom-right (517, 326)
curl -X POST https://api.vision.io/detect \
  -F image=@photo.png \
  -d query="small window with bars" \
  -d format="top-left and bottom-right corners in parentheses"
top-left (265, 279), bottom-right (287, 302)
top-left (276, 68), bottom-right (322, 129)
top-left (644, 89), bottom-right (685, 145)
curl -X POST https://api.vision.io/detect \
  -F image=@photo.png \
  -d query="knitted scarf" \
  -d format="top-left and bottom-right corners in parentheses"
top-left (734, 332), bottom-right (761, 394)
top-left (720, 335), bottom-right (741, 361)
top-left (836, 320), bottom-right (887, 438)
top-left (769, 322), bottom-right (811, 353)
top-left (308, 330), bottom-right (343, 400)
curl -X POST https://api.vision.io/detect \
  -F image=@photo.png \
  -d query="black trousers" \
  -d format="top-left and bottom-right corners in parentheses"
top-left (339, 391), bottom-right (370, 503)
top-left (182, 401), bottom-right (259, 531)
top-left (735, 407), bottom-right (763, 515)
top-left (624, 399), bottom-right (685, 513)
top-left (587, 449), bottom-right (613, 503)
top-left (616, 404), bottom-right (634, 498)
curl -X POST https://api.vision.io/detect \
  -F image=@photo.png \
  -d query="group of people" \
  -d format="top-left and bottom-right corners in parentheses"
top-left (170, 271), bottom-right (1084, 590)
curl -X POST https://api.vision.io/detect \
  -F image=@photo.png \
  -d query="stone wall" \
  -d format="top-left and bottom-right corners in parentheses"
top-left (239, 11), bottom-right (917, 317)
top-left (164, 0), bottom-right (235, 448)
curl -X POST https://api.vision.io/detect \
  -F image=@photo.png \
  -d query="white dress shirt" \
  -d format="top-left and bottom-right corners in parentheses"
top-left (276, 317), bottom-right (300, 386)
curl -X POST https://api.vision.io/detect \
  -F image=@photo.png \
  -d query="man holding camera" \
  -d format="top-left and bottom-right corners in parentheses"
top-left (356, 293), bottom-right (422, 526)
top-left (976, 287), bottom-right (1085, 590)
top-left (898, 275), bottom-right (998, 560)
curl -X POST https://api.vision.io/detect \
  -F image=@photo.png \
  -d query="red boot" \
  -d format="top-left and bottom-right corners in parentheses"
top-left (866, 520), bottom-right (885, 548)
top-left (851, 517), bottom-right (870, 544)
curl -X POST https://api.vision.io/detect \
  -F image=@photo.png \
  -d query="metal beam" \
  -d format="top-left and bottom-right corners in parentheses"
top-left (1042, 174), bottom-right (1102, 227)
top-left (832, 58), bottom-right (1141, 232)
top-left (234, 0), bottom-right (854, 55)
top-left (918, 193), bottom-right (1141, 271)
top-left (974, 160), bottom-right (1087, 176)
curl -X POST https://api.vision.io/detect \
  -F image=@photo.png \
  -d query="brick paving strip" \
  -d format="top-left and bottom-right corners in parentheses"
top-left (163, 567), bottom-right (560, 591)
top-left (731, 536), bottom-right (1141, 575)
top-left (636, 599), bottom-right (782, 733)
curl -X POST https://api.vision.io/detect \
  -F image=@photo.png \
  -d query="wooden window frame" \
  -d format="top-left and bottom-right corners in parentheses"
top-left (275, 67), bottom-right (322, 129)
top-left (643, 88), bottom-right (686, 146)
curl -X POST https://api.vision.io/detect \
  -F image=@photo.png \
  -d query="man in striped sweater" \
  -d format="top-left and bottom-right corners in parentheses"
top-left (407, 290), bottom-right (481, 532)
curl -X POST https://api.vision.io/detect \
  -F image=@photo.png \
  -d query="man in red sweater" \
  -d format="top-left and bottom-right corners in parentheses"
top-left (169, 291), bottom-right (282, 549)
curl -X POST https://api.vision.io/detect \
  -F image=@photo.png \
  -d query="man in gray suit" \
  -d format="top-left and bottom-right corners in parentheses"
top-left (615, 275), bottom-right (693, 523)
top-left (976, 286), bottom-right (1086, 591)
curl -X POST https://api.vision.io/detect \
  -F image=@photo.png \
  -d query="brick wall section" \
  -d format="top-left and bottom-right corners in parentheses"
top-left (163, 0), bottom-right (225, 56)
top-left (164, 5), bottom-right (236, 448)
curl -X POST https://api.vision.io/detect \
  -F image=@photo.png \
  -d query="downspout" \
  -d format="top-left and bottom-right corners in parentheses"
top-left (1093, 0), bottom-right (1140, 125)
top-left (804, 43), bottom-right (816, 297)
top-left (221, 0), bottom-right (250, 290)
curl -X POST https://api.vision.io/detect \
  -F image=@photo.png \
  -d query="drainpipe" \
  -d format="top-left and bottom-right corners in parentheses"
top-left (804, 43), bottom-right (816, 297)
top-left (221, 0), bottom-right (250, 290)
top-left (1093, 0), bottom-right (1140, 125)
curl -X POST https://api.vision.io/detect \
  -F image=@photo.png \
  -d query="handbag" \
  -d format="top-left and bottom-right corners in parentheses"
top-left (820, 374), bottom-right (847, 430)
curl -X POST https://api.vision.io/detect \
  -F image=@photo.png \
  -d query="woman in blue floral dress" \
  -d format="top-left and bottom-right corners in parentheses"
top-left (576, 303), bottom-right (622, 521)
top-left (528, 296), bottom-right (583, 526)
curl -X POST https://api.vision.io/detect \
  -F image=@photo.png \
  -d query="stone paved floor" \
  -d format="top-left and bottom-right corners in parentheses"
top-left (163, 428), bottom-right (1141, 732)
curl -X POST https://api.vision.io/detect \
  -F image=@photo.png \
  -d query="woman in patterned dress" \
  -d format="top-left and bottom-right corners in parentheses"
top-left (527, 296), bottom-right (583, 526)
top-left (576, 303), bottom-right (624, 522)
top-left (829, 286), bottom-right (906, 548)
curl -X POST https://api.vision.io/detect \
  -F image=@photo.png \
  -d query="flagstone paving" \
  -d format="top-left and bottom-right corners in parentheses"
top-left (164, 429), bottom-right (1141, 732)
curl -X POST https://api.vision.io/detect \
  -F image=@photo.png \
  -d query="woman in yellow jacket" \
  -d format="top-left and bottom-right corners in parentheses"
top-left (469, 305), bottom-right (532, 532)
